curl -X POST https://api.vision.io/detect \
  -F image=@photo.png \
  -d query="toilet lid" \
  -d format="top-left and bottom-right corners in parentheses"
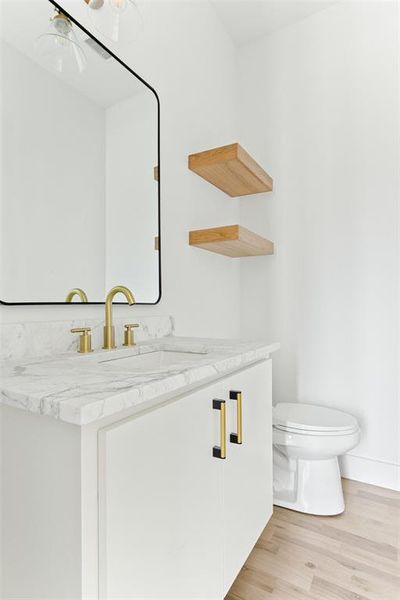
top-left (273, 403), bottom-right (358, 433)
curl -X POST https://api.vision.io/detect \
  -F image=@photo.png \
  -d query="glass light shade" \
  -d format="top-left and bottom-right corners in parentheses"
top-left (87, 0), bottom-right (143, 43)
top-left (36, 12), bottom-right (87, 75)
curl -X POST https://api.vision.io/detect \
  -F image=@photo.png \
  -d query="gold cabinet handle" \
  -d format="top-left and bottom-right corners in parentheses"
top-left (230, 390), bottom-right (243, 445)
top-left (213, 399), bottom-right (226, 459)
top-left (123, 323), bottom-right (139, 347)
top-left (71, 327), bottom-right (93, 354)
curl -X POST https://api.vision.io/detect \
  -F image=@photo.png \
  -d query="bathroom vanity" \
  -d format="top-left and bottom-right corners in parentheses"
top-left (1, 335), bottom-right (279, 599)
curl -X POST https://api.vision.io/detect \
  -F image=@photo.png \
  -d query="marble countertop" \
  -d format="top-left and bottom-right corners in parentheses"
top-left (0, 336), bottom-right (279, 426)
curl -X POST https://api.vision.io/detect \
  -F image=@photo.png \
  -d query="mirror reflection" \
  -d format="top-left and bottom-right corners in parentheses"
top-left (0, 0), bottom-right (160, 304)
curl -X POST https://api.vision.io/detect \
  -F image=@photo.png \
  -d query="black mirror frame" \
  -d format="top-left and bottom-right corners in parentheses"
top-left (0, 0), bottom-right (161, 306)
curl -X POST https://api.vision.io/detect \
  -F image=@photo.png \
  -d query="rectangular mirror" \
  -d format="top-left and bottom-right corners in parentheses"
top-left (0, 0), bottom-right (160, 304)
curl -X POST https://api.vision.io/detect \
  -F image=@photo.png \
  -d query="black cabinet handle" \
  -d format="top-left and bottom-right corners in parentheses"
top-left (213, 399), bottom-right (226, 459)
top-left (230, 391), bottom-right (243, 445)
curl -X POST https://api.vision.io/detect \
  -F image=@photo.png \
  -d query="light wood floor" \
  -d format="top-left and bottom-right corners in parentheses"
top-left (226, 478), bottom-right (400, 600)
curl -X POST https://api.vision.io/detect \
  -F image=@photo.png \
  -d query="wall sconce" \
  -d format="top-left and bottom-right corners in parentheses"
top-left (84, 0), bottom-right (143, 43)
top-left (36, 9), bottom-right (87, 74)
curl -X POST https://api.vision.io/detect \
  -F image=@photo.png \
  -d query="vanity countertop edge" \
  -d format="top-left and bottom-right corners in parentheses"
top-left (0, 336), bottom-right (280, 426)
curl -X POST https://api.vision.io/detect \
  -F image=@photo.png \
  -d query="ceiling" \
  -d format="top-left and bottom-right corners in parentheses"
top-left (211, 0), bottom-right (336, 46)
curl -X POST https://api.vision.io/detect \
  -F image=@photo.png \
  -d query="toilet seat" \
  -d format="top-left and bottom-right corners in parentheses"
top-left (273, 402), bottom-right (358, 434)
top-left (273, 424), bottom-right (359, 436)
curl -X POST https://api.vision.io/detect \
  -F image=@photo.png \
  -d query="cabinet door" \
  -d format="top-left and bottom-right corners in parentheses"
top-left (222, 360), bottom-right (273, 593)
top-left (98, 386), bottom-right (224, 600)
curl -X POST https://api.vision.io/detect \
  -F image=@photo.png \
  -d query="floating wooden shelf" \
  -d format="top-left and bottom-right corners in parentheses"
top-left (189, 225), bottom-right (274, 258)
top-left (188, 143), bottom-right (273, 197)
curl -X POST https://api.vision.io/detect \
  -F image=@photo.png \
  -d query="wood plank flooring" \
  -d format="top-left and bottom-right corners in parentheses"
top-left (226, 478), bottom-right (400, 600)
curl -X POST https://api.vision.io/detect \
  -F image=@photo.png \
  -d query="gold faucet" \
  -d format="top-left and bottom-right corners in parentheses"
top-left (66, 288), bottom-right (88, 303)
top-left (103, 285), bottom-right (136, 350)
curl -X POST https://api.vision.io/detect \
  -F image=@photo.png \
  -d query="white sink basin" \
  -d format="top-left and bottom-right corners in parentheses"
top-left (99, 350), bottom-right (208, 371)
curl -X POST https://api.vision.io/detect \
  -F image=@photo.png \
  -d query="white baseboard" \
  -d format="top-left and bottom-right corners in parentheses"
top-left (339, 453), bottom-right (400, 491)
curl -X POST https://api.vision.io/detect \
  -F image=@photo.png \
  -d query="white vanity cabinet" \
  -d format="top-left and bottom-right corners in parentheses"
top-left (1, 352), bottom-right (275, 600)
top-left (222, 360), bottom-right (273, 591)
top-left (98, 359), bottom-right (272, 599)
top-left (98, 378), bottom-right (224, 600)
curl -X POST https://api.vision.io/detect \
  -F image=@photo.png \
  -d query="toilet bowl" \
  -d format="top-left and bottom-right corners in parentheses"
top-left (273, 403), bottom-right (360, 515)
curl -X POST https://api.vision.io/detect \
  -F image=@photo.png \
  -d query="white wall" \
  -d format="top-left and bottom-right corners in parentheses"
top-left (106, 90), bottom-right (159, 302)
top-left (238, 1), bottom-right (399, 489)
top-left (0, 0), bottom-right (241, 339)
top-left (0, 40), bottom-right (106, 302)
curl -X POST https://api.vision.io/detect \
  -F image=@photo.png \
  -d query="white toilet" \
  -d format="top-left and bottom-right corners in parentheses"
top-left (273, 403), bottom-right (360, 515)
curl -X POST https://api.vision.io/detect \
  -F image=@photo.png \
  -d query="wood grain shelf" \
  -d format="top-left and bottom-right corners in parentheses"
top-left (189, 225), bottom-right (274, 258)
top-left (188, 143), bottom-right (273, 197)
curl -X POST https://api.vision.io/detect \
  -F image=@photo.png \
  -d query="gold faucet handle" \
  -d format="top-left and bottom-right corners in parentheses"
top-left (71, 327), bottom-right (93, 354)
top-left (123, 323), bottom-right (139, 347)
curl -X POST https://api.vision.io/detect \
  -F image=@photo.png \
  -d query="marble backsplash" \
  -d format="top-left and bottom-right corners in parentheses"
top-left (0, 315), bottom-right (174, 363)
